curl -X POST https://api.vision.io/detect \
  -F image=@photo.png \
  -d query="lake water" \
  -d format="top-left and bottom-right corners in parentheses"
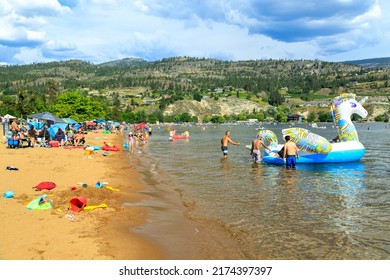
top-left (124, 122), bottom-right (390, 260)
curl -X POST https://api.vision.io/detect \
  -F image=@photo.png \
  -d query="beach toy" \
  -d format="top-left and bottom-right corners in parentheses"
top-left (78, 182), bottom-right (88, 188)
top-left (3, 190), bottom-right (14, 198)
top-left (84, 147), bottom-right (94, 155)
top-left (105, 186), bottom-right (119, 192)
top-left (95, 181), bottom-right (108, 188)
top-left (65, 214), bottom-right (77, 222)
top-left (83, 203), bottom-right (107, 211)
top-left (68, 196), bottom-right (87, 212)
top-left (123, 143), bottom-right (128, 149)
top-left (34, 181), bottom-right (56, 191)
top-left (26, 195), bottom-right (52, 210)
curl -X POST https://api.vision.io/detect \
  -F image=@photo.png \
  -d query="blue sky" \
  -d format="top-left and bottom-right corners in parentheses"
top-left (0, 0), bottom-right (389, 65)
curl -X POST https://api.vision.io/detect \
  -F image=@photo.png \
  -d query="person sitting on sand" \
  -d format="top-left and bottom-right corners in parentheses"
top-left (73, 130), bottom-right (85, 146)
top-left (53, 128), bottom-right (66, 146)
top-left (38, 127), bottom-right (50, 142)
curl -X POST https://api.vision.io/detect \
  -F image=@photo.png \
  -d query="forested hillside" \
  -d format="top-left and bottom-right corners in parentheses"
top-left (0, 57), bottom-right (389, 123)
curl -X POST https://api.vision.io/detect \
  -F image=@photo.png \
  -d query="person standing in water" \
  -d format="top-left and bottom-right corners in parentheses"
top-left (251, 134), bottom-right (272, 163)
top-left (221, 130), bottom-right (240, 158)
top-left (283, 135), bottom-right (299, 169)
top-left (127, 132), bottom-right (136, 154)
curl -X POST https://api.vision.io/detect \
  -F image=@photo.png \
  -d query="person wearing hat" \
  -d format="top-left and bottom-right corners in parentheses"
top-left (127, 132), bottom-right (136, 154)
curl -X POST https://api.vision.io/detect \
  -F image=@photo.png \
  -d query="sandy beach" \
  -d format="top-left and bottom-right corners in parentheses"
top-left (0, 129), bottom-right (165, 260)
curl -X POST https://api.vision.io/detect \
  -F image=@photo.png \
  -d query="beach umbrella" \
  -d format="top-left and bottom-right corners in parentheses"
top-left (29, 112), bottom-right (66, 124)
top-left (62, 117), bottom-right (78, 124)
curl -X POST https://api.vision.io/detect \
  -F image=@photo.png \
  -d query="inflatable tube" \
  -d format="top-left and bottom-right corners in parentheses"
top-left (263, 141), bottom-right (365, 164)
top-left (282, 127), bottom-right (332, 154)
top-left (64, 145), bottom-right (85, 149)
top-left (171, 135), bottom-right (189, 140)
top-left (35, 181), bottom-right (56, 191)
top-left (102, 145), bottom-right (120, 151)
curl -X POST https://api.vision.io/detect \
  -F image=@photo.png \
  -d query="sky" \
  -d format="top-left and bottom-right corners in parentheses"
top-left (0, 0), bottom-right (389, 65)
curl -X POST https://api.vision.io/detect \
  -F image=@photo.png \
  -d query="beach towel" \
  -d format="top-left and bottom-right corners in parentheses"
top-left (26, 196), bottom-right (52, 210)
top-left (34, 181), bottom-right (56, 191)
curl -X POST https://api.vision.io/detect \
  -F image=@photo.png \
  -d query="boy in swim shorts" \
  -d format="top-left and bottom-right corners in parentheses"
top-left (283, 135), bottom-right (299, 169)
top-left (220, 130), bottom-right (240, 158)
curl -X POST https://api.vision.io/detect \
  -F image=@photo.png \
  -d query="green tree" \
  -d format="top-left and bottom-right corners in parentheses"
top-left (51, 91), bottom-right (106, 122)
top-left (110, 93), bottom-right (122, 121)
top-left (307, 111), bottom-right (316, 122)
top-left (46, 79), bottom-right (58, 106)
top-left (318, 111), bottom-right (333, 122)
top-left (193, 92), bottom-right (202, 102)
top-left (275, 111), bottom-right (287, 122)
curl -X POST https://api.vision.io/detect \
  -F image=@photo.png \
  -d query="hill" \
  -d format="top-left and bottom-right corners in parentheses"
top-left (344, 57), bottom-right (390, 69)
top-left (0, 56), bottom-right (389, 122)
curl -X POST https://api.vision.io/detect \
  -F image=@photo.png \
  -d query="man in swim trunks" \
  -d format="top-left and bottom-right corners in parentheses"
top-left (283, 135), bottom-right (299, 169)
top-left (251, 134), bottom-right (272, 163)
top-left (221, 130), bottom-right (240, 158)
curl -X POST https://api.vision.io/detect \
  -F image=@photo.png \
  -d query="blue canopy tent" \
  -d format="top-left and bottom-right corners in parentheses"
top-left (72, 124), bottom-right (82, 131)
top-left (29, 112), bottom-right (66, 125)
top-left (28, 121), bottom-right (44, 130)
top-left (48, 123), bottom-right (68, 140)
top-left (94, 119), bottom-right (106, 124)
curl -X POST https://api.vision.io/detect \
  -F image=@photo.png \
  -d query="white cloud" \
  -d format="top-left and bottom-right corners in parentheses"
top-left (0, 0), bottom-right (388, 64)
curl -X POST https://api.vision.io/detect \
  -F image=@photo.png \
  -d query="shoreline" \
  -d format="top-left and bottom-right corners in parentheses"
top-left (0, 127), bottom-right (246, 260)
top-left (124, 140), bottom-right (247, 260)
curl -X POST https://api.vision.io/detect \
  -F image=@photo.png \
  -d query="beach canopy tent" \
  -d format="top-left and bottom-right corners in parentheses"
top-left (28, 122), bottom-right (44, 130)
top-left (48, 123), bottom-right (68, 140)
top-left (94, 119), bottom-right (106, 124)
top-left (29, 112), bottom-right (66, 124)
top-left (62, 117), bottom-right (78, 124)
top-left (3, 114), bottom-right (16, 119)
top-left (72, 124), bottom-right (82, 131)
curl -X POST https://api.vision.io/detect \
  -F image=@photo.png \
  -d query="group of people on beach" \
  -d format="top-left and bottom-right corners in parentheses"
top-left (221, 130), bottom-right (299, 169)
top-left (7, 118), bottom-right (86, 148)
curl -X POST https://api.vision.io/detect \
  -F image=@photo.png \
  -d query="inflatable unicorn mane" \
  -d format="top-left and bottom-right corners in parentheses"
top-left (260, 93), bottom-right (368, 164)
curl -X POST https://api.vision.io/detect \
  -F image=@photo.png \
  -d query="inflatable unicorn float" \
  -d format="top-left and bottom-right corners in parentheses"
top-left (259, 93), bottom-right (368, 164)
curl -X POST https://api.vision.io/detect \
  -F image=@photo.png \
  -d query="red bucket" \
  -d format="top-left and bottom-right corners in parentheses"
top-left (69, 196), bottom-right (87, 212)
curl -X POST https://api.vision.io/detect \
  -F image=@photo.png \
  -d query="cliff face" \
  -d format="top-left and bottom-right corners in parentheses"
top-left (163, 97), bottom-right (271, 120)
top-left (162, 96), bottom-right (389, 122)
